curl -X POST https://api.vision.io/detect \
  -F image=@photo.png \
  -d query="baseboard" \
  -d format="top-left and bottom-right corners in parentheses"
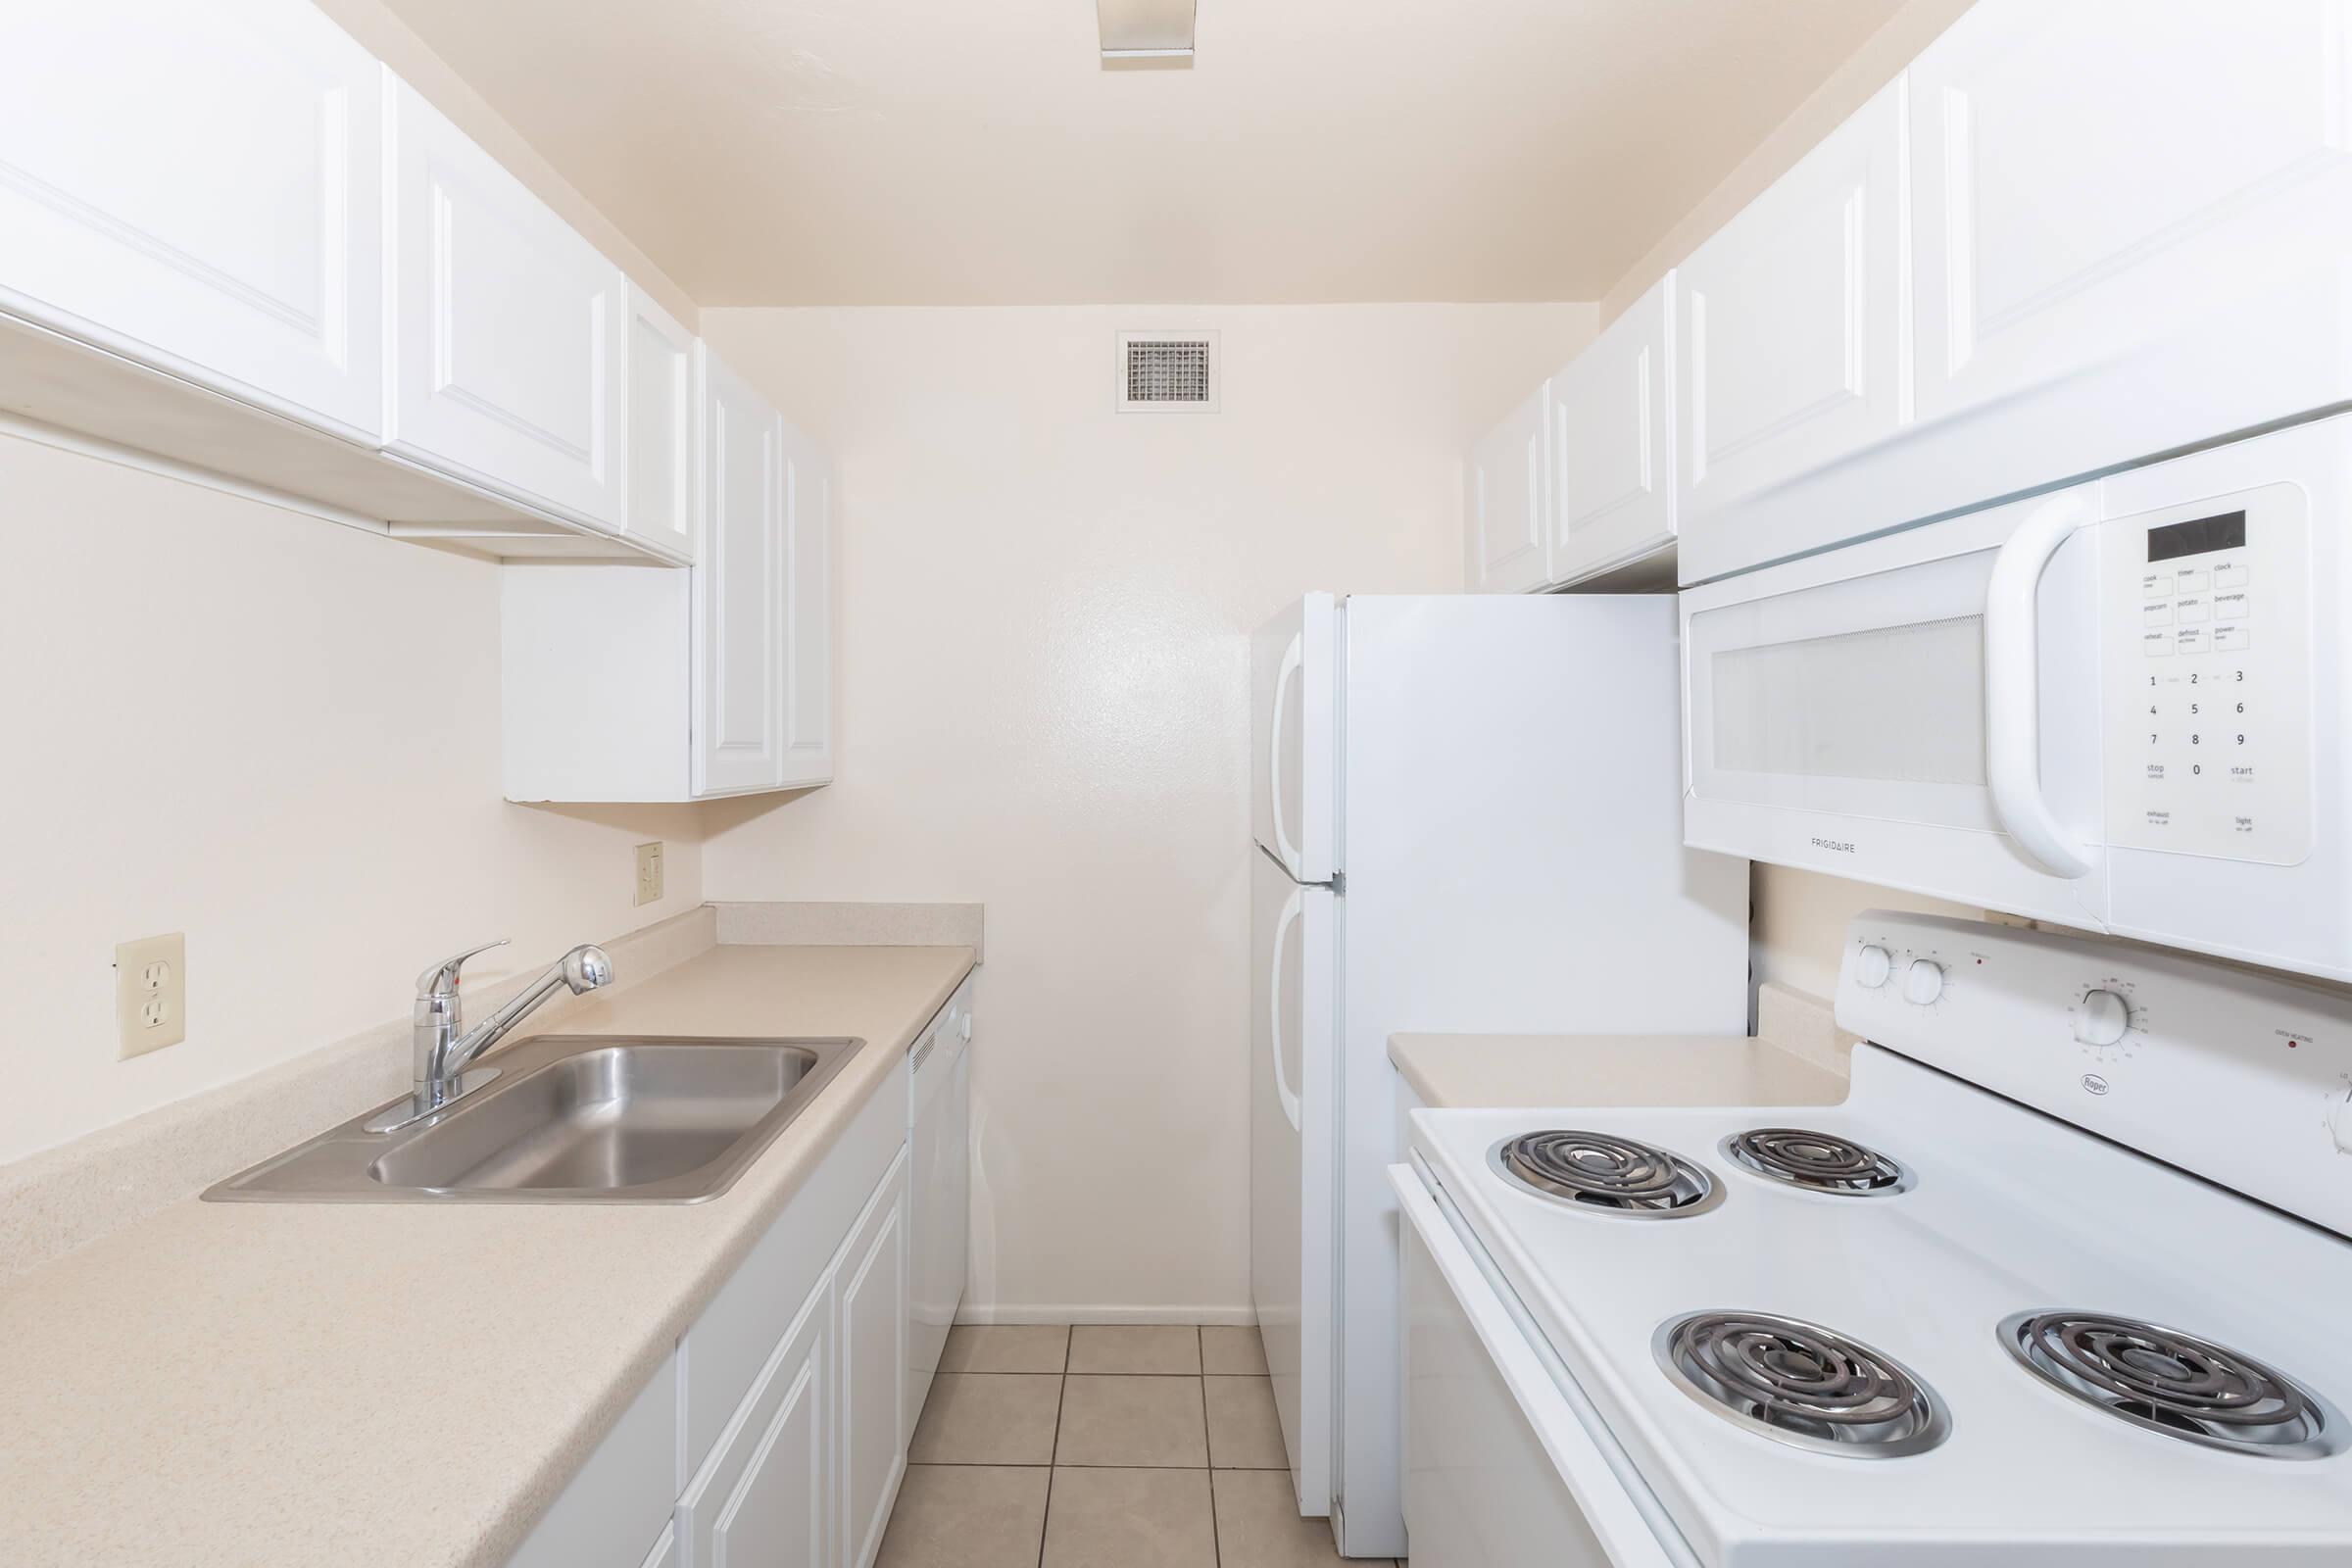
top-left (956, 1303), bottom-right (1258, 1327)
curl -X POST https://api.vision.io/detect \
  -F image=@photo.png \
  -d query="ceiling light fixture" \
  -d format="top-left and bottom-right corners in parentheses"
top-left (1097, 0), bottom-right (1195, 62)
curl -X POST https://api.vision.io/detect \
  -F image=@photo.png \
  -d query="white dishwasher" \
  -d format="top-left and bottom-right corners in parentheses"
top-left (906, 977), bottom-right (973, 1433)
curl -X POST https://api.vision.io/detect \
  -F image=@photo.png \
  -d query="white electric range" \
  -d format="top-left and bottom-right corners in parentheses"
top-left (1394, 910), bottom-right (2352, 1567)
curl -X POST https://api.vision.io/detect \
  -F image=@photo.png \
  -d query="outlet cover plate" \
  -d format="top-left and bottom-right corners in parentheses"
top-left (634, 841), bottom-right (665, 906)
top-left (116, 932), bottom-right (185, 1058)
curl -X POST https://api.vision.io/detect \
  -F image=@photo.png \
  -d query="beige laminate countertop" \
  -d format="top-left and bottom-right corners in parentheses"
top-left (0, 942), bottom-right (975, 1568)
top-left (1391, 1031), bottom-right (1850, 1111)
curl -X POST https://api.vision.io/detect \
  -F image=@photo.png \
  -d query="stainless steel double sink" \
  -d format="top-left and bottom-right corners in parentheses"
top-left (205, 1034), bottom-right (864, 1203)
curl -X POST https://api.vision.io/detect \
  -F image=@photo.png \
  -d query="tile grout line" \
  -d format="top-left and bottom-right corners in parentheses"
top-left (1037, 1325), bottom-right (1072, 1568)
top-left (1200, 1325), bottom-right (1226, 1568)
top-left (913, 1459), bottom-right (1285, 1470)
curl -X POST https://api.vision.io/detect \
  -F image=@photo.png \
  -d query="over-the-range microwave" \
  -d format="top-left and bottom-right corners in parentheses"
top-left (1681, 412), bottom-right (2350, 983)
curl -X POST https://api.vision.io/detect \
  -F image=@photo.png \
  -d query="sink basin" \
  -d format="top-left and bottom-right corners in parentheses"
top-left (205, 1034), bottom-right (863, 1203)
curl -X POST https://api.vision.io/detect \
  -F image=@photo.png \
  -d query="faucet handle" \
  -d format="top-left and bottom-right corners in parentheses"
top-left (416, 939), bottom-right (509, 1000)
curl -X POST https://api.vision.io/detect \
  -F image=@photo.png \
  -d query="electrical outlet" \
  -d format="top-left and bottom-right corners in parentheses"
top-left (634, 841), bottom-right (665, 906)
top-left (115, 933), bottom-right (185, 1059)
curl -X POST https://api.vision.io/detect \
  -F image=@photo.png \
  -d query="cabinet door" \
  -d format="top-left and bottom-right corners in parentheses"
top-left (839, 1154), bottom-right (909, 1568)
top-left (1463, 385), bottom-right (1549, 594)
top-left (385, 74), bottom-right (626, 528)
top-left (694, 347), bottom-right (785, 796)
top-left (1912, 1), bottom-right (2352, 469)
top-left (0, 0), bottom-right (382, 438)
top-left (1677, 78), bottom-right (1907, 567)
top-left (625, 286), bottom-right (696, 563)
top-left (779, 421), bottom-right (836, 786)
top-left (1548, 273), bottom-right (1676, 586)
top-left (683, 1286), bottom-right (830, 1568)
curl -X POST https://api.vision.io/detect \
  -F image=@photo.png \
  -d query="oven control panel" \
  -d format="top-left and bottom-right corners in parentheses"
top-left (2101, 481), bottom-right (2312, 864)
top-left (1837, 911), bottom-right (2352, 1240)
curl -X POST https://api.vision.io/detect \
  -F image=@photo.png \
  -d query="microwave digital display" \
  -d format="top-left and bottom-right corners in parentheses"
top-left (2146, 509), bottom-right (2247, 563)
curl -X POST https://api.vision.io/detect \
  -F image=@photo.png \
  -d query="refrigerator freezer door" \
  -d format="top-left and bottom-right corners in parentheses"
top-left (1251, 592), bottom-right (1337, 883)
top-left (1250, 846), bottom-right (1334, 1514)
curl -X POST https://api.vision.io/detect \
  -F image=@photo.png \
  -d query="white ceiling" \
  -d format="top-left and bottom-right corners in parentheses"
top-left (376, 0), bottom-right (1907, 305)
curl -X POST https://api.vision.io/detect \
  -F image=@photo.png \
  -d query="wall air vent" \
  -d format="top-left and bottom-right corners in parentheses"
top-left (1118, 331), bottom-right (1219, 413)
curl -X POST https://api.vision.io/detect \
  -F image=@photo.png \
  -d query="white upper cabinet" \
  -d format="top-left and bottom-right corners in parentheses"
top-left (1548, 272), bottom-right (1677, 587)
top-left (1676, 78), bottom-right (1908, 581)
top-left (0, 0), bottom-right (383, 438)
top-left (502, 344), bottom-right (834, 804)
top-left (625, 286), bottom-right (696, 564)
top-left (1910, 0), bottom-right (2352, 489)
top-left (695, 344), bottom-right (786, 796)
top-left (780, 423), bottom-right (836, 787)
top-left (1464, 384), bottom-right (1550, 594)
top-left (385, 73), bottom-right (627, 530)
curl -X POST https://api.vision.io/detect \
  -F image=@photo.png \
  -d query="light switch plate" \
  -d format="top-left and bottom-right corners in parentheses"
top-left (116, 932), bottom-right (185, 1058)
top-left (634, 841), bottom-right (664, 906)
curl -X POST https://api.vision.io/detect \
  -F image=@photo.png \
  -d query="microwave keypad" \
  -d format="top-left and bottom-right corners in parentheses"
top-left (2108, 486), bottom-right (2311, 866)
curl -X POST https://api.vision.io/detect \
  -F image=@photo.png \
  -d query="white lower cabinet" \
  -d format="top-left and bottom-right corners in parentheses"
top-left (504, 1352), bottom-right (682, 1568)
top-left (683, 1283), bottom-right (831, 1568)
top-left (837, 1155), bottom-right (910, 1568)
top-left (504, 1054), bottom-right (917, 1568)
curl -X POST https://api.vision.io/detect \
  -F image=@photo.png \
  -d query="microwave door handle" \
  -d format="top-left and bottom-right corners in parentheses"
top-left (1984, 499), bottom-right (2096, 879)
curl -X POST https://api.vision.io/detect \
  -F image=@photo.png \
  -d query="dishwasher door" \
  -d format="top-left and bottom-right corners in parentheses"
top-left (906, 992), bottom-right (971, 1432)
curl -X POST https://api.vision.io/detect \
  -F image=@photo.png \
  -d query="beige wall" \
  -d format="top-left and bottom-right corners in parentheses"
top-left (1598, 0), bottom-right (1976, 323)
top-left (1752, 864), bottom-right (1982, 1003)
top-left (697, 303), bottom-right (1593, 1318)
top-left (0, 436), bottom-right (710, 1164)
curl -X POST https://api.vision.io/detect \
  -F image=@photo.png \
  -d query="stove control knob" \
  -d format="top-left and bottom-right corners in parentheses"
top-left (2075, 989), bottom-right (2131, 1048)
top-left (1903, 959), bottom-right (1945, 1006)
top-left (1855, 945), bottom-right (1893, 989)
top-left (2328, 1090), bottom-right (2352, 1155)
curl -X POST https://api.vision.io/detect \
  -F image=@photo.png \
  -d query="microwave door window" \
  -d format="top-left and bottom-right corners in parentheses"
top-left (1701, 609), bottom-right (2000, 831)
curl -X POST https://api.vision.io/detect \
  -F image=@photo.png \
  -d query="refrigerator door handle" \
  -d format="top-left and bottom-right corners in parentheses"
top-left (1267, 633), bottom-right (1304, 876)
top-left (1268, 885), bottom-right (1305, 1133)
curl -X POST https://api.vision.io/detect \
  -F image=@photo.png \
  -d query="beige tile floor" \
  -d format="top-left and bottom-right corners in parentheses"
top-left (883, 1324), bottom-right (1404, 1568)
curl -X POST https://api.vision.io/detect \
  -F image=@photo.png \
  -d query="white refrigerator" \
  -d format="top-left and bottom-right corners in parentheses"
top-left (1250, 593), bottom-right (1748, 1557)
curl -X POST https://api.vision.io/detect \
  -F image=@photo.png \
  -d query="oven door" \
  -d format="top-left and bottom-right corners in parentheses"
top-left (1392, 1160), bottom-right (1693, 1568)
top-left (1681, 486), bottom-right (2109, 930)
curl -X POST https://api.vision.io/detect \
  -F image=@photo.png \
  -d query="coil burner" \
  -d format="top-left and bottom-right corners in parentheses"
top-left (1488, 1131), bottom-right (1721, 1218)
top-left (2000, 1311), bottom-right (2345, 1459)
top-left (1721, 1128), bottom-right (1913, 1197)
top-left (1654, 1310), bottom-right (1951, 1457)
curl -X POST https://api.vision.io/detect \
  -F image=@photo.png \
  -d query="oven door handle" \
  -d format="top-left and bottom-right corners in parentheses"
top-left (1984, 497), bottom-right (2096, 879)
top-left (1391, 1161), bottom-right (1698, 1568)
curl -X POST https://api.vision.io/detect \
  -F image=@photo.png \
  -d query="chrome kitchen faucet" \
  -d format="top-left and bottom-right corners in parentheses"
top-left (365, 939), bottom-right (612, 1132)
